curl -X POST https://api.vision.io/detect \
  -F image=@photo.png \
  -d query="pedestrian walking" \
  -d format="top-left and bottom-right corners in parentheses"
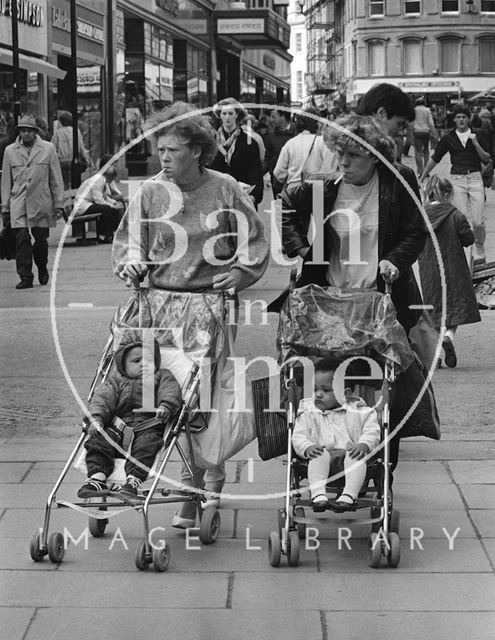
top-left (209, 97), bottom-right (264, 206)
top-left (1, 114), bottom-right (65, 289)
top-left (412, 98), bottom-right (437, 175)
top-left (419, 176), bottom-right (481, 368)
top-left (420, 104), bottom-right (492, 265)
top-left (51, 111), bottom-right (90, 189)
top-left (264, 106), bottom-right (295, 197)
top-left (273, 108), bottom-right (330, 188)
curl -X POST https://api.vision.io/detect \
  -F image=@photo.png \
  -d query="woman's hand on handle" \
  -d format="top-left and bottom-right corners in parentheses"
top-left (120, 261), bottom-right (149, 287)
top-left (212, 271), bottom-right (241, 295)
top-left (379, 259), bottom-right (400, 284)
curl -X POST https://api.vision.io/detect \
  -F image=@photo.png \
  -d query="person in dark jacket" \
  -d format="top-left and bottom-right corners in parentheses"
top-left (264, 106), bottom-right (295, 197)
top-left (419, 176), bottom-right (481, 368)
top-left (270, 114), bottom-right (426, 335)
top-left (420, 104), bottom-right (492, 265)
top-left (78, 338), bottom-right (182, 498)
top-left (209, 97), bottom-right (264, 205)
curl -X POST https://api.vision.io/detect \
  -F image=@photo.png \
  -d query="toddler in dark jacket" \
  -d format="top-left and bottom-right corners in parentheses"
top-left (77, 338), bottom-right (182, 498)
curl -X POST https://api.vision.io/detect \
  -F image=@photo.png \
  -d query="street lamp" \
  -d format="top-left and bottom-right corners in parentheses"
top-left (10, 0), bottom-right (21, 124)
top-left (70, 0), bottom-right (81, 189)
top-left (297, 0), bottom-right (305, 14)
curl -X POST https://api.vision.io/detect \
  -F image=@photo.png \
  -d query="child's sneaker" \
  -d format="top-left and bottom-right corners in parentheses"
top-left (119, 476), bottom-right (141, 498)
top-left (77, 477), bottom-right (108, 498)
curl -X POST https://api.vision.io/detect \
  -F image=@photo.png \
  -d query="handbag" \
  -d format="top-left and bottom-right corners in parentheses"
top-left (0, 226), bottom-right (16, 260)
top-left (481, 160), bottom-right (494, 188)
top-left (191, 324), bottom-right (256, 469)
top-left (252, 376), bottom-right (288, 460)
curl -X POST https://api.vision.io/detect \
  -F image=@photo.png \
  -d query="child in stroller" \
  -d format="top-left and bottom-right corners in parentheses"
top-left (78, 337), bottom-right (182, 499)
top-left (291, 357), bottom-right (380, 513)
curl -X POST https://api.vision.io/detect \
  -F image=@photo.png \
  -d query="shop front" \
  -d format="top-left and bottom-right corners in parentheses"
top-left (50, 0), bottom-right (105, 166)
top-left (116, 0), bottom-right (213, 173)
top-left (0, 0), bottom-right (65, 129)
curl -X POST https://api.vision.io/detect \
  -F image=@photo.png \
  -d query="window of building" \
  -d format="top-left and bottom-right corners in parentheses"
top-left (368, 40), bottom-right (386, 75)
top-left (441, 0), bottom-right (459, 11)
top-left (403, 40), bottom-right (422, 74)
top-left (296, 69), bottom-right (303, 99)
top-left (480, 39), bottom-right (495, 72)
top-left (370, 0), bottom-right (384, 16)
top-left (295, 33), bottom-right (302, 53)
top-left (404, 0), bottom-right (421, 13)
top-left (481, 0), bottom-right (495, 11)
top-left (440, 38), bottom-right (460, 73)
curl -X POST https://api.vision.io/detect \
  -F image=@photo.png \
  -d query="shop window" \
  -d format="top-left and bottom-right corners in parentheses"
top-left (440, 38), bottom-right (460, 73)
top-left (403, 40), bottom-right (422, 74)
top-left (241, 70), bottom-right (257, 103)
top-left (368, 41), bottom-right (386, 76)
top-left (441, 0), bottom-right (458, 11)
top-left (404, 0), bottom-right (421, 13)
top-left (370, 0), bottom-right (384, 16)
top-left (480, 39), bottom-right (495, 72)
top-left (481, 0), bottom-right (495, 10)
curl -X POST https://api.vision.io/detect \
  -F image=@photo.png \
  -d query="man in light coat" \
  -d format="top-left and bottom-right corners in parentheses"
top-left (1, 114), bottom-right (65, 289)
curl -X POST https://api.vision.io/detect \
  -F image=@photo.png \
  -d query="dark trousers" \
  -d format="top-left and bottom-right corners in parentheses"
top-left (14, 227), bottom-right (49, 282)
top-left (85, 424), bottom-right (165, 482)
top-left (84, 203), bottom-right (121, 237)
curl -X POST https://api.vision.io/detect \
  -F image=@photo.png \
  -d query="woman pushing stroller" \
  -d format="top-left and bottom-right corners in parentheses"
top-left (112, 101), bottom-right (269, 527)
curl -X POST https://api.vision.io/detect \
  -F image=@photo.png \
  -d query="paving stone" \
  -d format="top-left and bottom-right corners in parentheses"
top-left (448, 460), bottom-right (495, 483)
top-left (232, 573), bottom-right (495, 611)
top-left (3, 571), bottom-right (228, 608)
top-left (323, 612), bottom-right (495, 640)
top-left (470, 510), bottom-right (495, 538)
top-left (391, 483), bottom-right (464, 510)
top-left (24, 608), bottom-right (323, 640)
top-left (0, 462), bottom-right (32, 483)
top-left (480, 539), bottom-right (495, 568)
top-left (460, 485), bottom-right (495, 509)
top-left (0, 607), bottom-right (35, 640)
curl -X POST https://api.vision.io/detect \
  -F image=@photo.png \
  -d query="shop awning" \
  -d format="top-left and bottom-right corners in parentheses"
top-left (0, 48), bottom-right (66, 80)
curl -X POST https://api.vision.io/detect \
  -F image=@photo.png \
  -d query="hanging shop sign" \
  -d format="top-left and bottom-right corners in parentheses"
top-left (0, 0), bottom-right (44, 26)
top-left (0, 0), bottom-right (48, 56)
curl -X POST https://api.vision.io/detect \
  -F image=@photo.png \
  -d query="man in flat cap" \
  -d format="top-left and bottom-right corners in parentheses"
top-left (1, 114), bottom-right (65, 289)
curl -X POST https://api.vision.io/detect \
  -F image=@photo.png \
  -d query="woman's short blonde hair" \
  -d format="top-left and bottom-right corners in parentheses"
top-left (322, 114), bottom-right (396, 165)
top-left (424, 175), bottom-right (454, 203)
top-left (145, 102), bottom-right (217, 167)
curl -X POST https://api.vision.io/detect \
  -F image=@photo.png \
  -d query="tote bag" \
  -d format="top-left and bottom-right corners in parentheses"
top-left (191, 325), bottom-right (256, 469)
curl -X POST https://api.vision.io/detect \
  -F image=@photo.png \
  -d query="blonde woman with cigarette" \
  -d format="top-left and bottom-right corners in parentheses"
top-left (271, 114), bottom-right (426, 336)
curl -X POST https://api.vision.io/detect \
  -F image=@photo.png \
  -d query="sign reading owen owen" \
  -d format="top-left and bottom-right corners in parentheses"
top-left (217, 18), bottom-right (265, 34)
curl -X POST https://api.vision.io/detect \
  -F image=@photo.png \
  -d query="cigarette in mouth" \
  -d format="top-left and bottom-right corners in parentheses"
top-left (335, 174), bottom-right (344, 184)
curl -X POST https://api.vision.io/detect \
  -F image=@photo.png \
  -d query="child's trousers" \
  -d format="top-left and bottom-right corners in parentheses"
top-left (308, 449), bottom-right (366, 500)
top-left (85, 424), bottom-right (165, 482)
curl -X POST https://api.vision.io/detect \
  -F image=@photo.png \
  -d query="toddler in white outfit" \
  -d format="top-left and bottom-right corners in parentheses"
top-left (292, 357), bottom-right (381, 512)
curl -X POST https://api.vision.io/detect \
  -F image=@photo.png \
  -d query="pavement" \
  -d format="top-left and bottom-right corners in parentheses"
top-left (1, 156), bottom-right (495, 640)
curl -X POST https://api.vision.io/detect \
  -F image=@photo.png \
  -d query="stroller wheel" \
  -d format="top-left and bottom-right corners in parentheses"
top-left (135, 539), bottom-right (151, 571)
top-left (387, 532), bottom-right (400, 568)
top-left (89, 513), bottom-right (108, 538)
top-left (29, 531), bottom-right (46, 562)
top-left (368, 532), bottom-right (382, 568)
top-left (47, 532), bottom-right (65, 563)
top-left (268, 531), bottom-right (281, 567)
top-left (294, 507), bottom-right (306, 540)
top-left (153, 544), bottom-right (171, 572)
top-left (199, 506), bottom-right (221, 545)
top-left (287, 530), bottom-right (300, 567)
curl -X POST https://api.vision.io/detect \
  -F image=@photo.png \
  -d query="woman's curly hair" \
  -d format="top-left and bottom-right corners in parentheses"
top-left (322, 114), bottom-right (396, 165)
top-left (145, 102), bottom-right (217, 167)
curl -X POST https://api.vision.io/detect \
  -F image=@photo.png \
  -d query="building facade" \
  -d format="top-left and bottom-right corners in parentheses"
top-left (288, 0), bottom-right (309, 106)
top-left (304, 0), bottom-right (495, 109)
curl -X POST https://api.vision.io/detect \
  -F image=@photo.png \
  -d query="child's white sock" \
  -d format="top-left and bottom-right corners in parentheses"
top-left (336, 493), bottom-right (355, 504)
top-left (312, 494), bottom-right (328, 503)
top-left (90, 472), bottom-right (106, 482)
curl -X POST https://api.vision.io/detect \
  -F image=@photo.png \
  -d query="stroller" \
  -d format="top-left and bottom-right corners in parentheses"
top-left (256, 271), bottom-right (416, 569)
top-left (29, 285), bottom-right (229, 572)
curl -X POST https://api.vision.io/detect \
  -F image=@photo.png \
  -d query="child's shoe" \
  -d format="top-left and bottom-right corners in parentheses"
top-left (77, 477), bottom-right (108, 498)
top-left (119, 476), bottom-right (141, 498)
